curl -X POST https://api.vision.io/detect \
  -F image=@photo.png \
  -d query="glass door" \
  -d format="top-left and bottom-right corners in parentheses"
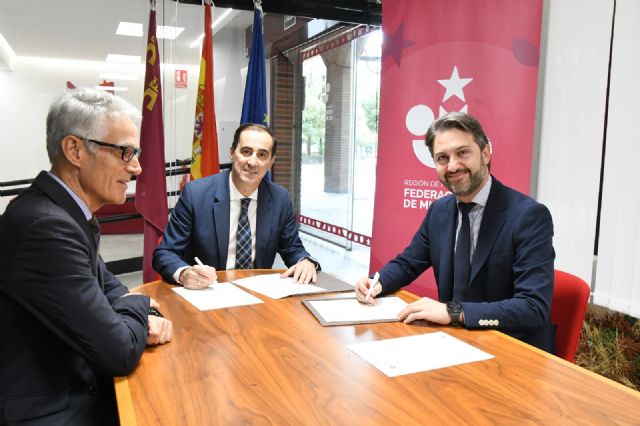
top-left (299, 28), bottom-right (381, 253)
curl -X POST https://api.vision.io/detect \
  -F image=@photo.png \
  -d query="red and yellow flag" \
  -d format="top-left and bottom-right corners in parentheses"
top-left (191, 0), bottom-right (220, 180)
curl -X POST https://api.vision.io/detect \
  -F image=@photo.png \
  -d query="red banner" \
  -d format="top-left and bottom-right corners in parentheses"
top-left (191, 1), bottom-right (220, 180)
top-left (371, 0), bottom-right (542, 298)
top-left (135, 7), bottom-right (168, 283)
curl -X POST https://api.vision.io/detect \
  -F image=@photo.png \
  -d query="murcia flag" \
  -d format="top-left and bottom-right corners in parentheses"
top-left (135, 2), bottom-right (168, 283)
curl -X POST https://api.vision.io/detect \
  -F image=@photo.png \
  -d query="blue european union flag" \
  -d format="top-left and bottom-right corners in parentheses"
top-left (240, 6), bottom-right (268, 126)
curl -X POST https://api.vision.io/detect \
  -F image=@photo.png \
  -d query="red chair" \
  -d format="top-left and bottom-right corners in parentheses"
top-left (550, 270), bottom-right (591, 362)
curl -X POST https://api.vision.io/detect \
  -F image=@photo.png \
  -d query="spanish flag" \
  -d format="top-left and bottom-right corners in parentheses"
top-left (191, 0), bottom-right (220, 180)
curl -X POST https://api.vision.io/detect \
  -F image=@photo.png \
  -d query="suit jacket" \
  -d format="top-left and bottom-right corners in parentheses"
top-left (0, 171), bottom-right (150, 425)
top-left (379, 177), bottom-right (556, 353)
top-left (153, 170), bottom-right (312, 283)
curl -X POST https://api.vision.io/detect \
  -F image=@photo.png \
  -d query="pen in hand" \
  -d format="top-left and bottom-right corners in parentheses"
top-left (365, 272), bottom-right (380, 303)
top-left (194, 257), bottom-right (216, 288)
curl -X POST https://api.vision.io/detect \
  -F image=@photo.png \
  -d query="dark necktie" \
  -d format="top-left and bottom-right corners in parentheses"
top-left (235, 198), bottom-right (253, 269)
top-left (88, 215), bottom-right (101, 253)
top-left (453, 202), bottom-right (475, 301)
top-left (88, 215), bottom-right (101, 270)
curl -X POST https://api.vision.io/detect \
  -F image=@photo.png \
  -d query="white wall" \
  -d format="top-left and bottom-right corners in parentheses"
top-left (0, 23), bottom-right (248, 213)
top-left (593, 0), bottom-right (640, 317)
top-left (537, 0), bottom-right (640, 316)
top-left (536, 0), bottom-right (613, 285)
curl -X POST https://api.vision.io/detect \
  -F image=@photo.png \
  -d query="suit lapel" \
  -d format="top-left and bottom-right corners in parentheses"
top-left (437, 196), bottom-right (457, 301)
top-left (255, 180), bottom-right (273, 268)
top-left (212, 172), bottom-right (231, 268)
top-left (469, 178), bottom-right (508, 284)
top-left (34, 172), bottom-right (91, 235)
top-left (33, 171), bottom-right (102, 283)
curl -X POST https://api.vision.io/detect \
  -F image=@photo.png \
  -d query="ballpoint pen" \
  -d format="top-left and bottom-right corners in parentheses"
top-left (194, 257), bottom-right (214, 287)
top-left (365, 272), bottom-right (380, 303)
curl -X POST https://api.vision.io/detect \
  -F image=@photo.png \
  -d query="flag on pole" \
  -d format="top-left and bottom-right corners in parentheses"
top-left (191, 0), bottom-right (220, 180)
top-left (240, 2), bottom-right (268, 126)
top-left (135, 2), bottom-right (168, 283)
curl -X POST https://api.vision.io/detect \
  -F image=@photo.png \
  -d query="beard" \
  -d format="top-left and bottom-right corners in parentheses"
top-left (441, 163), bottom-right (487, 197)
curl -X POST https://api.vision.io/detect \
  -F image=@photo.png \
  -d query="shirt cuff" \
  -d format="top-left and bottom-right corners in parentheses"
top-left (173, 266), bottom-right (190, 285)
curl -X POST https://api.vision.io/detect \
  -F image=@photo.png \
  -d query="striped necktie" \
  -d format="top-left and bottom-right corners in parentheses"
top-left (235, 198), bottom-right (253, 269)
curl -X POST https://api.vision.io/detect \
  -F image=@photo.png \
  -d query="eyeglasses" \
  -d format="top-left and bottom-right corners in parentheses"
top-left (83, 138), bottom-right (142, 162)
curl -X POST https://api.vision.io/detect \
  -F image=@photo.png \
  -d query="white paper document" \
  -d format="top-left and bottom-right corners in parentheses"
top-left (172, 282), bottom-right (263, 311)
top-left (346, 331), bottom-right (494, 377)
top-left (306, 297), bottom-right (407, 324)
top-left (231, 273), bottom-right (327, 299)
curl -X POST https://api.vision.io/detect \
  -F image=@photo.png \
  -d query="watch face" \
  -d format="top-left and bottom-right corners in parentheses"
top-left (447, 302), bottom-right (462, 325)
top-left (447, 302), bottom-right (462, 314)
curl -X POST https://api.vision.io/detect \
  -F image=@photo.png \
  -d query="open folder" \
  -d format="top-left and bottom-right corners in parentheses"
top-left (231, 271), bottom-right (353, 299)
top-left (303, 296), bottom-right (408, 326)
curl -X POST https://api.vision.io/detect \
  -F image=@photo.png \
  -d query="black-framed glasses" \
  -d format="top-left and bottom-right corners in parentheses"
top-left (82, 137), bottom-right (141, 162)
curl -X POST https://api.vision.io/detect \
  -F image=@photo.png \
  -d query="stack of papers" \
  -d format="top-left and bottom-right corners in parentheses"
top-left (347, 332), bottom-right (494, 377)
top-left (304, 296), bottom-right (408, 326)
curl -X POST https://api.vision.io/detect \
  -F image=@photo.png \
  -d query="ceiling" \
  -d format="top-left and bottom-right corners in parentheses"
top-left (0, 0), bottom-right (380, 66)
top-left (0, 0), bottom-right (252, 65)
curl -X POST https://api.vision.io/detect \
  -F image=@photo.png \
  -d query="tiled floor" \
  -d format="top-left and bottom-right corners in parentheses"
top-left (103, 232), bottom-right (371, 289)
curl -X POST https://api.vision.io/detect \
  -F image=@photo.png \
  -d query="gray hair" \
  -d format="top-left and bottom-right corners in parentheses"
top-left (425, 112), bottom-right (490, 156)
top-left (46, 88), bottom-right (141, 164)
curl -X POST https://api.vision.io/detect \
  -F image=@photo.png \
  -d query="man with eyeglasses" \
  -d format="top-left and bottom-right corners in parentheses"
top-left (354, 112), bottom-right (556, 353)
top-left (153, 123), bottom-right (320, 289)
top-left (0, 88), bottom-right (172, 425)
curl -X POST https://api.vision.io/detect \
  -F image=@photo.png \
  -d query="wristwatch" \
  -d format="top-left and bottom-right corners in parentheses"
top-left (446, 301), bottom-right (463, 326)
top-left (298, 256), bottom-right (320, 271)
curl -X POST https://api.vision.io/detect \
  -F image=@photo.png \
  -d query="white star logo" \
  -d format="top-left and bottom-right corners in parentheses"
top-left (437, 66), bottom-right (473, 102)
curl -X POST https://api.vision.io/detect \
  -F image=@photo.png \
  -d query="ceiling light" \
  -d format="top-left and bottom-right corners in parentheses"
top-left (99, 72), bottom-right (139, 81)
top-left (157, 26), bottom-right (185, 40)
top-left (95, 85), bottom-right (129, 92)
top-left (106, 54), bottom-right (141, 64)
top-left (0, 33), bottom-right (17, 69)
top-left (116, 22), bottom-right (143, 37)
top-left (190, 8), bottom-right (233, 48)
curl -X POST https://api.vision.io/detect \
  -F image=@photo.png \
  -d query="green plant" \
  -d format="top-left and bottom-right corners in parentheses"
top-left (575, 305), bottom-right (640, 390)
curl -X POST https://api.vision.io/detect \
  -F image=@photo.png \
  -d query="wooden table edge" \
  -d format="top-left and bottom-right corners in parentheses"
top-left (494, 329), bottom-right (640, 398)
top-left (114, 375), bottom-right (137, 426)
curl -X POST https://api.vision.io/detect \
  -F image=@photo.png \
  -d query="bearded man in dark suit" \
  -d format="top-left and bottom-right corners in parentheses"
top-left (356, 112), bottom-right (556, 353)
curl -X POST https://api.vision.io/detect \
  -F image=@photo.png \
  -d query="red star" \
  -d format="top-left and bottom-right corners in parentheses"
top-left (382, 22), bottom-right (416, 67)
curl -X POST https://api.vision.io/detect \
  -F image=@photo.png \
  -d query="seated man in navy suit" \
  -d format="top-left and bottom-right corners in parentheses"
top-left (355, 112), bottom-right (556, 353)
top-left (153, 123), bottom-right (320, 289)
top-left (0, 88), bottom-right (172, 425)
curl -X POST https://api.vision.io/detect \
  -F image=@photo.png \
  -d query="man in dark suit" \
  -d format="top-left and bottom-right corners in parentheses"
top-left (0, 88), bottom-right (172, 425)
top-left (355, 112), bottom-right (555, 353)
top-left (153, 123), bottom-right (320, 288)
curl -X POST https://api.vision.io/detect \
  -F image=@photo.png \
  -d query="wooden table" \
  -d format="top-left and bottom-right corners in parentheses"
top-left (116, 270), bottom-right (640, 425)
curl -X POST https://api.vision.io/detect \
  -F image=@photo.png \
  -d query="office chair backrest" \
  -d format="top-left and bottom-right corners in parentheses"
top-left (551, 270), bottom-right (591, 362)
